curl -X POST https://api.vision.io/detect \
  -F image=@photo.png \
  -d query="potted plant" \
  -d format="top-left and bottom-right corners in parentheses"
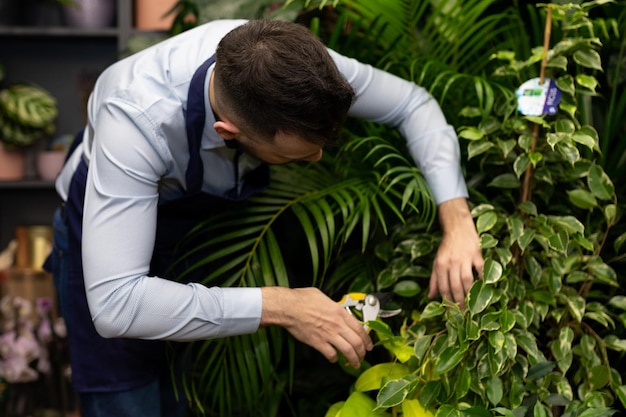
top-left (36, 134), bottom-right (72, 182)
top-left (0, 64), bottom-right (58, 181)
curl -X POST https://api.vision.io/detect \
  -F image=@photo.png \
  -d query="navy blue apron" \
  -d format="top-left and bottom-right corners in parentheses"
top-left (58, 54), bottom-right (269, 392)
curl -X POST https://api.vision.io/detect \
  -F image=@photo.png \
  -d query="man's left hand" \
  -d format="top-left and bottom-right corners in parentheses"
top-left (428, 197), bottom-right (484, 310)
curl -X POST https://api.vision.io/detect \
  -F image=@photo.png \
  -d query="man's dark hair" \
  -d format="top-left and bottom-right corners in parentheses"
top-left (214, 19), bottom-right (355, 146)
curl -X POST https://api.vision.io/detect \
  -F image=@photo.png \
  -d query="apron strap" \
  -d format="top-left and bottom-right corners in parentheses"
top-left (185, 54), bottom-right (216, 194)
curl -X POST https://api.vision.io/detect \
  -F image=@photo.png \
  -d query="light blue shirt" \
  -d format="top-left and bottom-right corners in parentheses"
top-left (55, 19), bottom-right (467, 342)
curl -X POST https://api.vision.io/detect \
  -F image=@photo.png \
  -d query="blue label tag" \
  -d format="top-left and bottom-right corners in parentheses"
top-left (516, 77), bottom-right (561, 116)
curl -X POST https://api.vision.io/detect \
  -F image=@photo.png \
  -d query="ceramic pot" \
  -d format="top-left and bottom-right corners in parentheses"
top-left (135, 0), bottom-right (177, 30)
top-left (0, 143), bottom-right (26, 181)
top-left (63, 0), bottom-right (116, 28)
top-left (36, 150), bottom-right (67, 181)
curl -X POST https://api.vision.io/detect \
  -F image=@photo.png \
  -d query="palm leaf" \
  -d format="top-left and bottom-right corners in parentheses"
top-left (180, 120), bottom-right (435, 414)
top-left (313, 0), bottom-right (523, 75)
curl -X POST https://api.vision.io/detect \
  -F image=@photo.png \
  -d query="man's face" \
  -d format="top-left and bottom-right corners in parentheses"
top-left (233, 130), bottom-right (323, 165)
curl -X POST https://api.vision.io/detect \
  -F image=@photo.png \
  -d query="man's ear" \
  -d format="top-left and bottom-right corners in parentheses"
top-left (213, 120), bottom-right (240, 140)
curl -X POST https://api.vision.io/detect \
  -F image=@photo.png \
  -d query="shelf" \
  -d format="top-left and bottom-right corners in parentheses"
top-left (0, 180), bottom-right (56, 190)
top-left (0, 26), bottom-right (119, 37)
top-left (0, 26), bottom-right (167, 39)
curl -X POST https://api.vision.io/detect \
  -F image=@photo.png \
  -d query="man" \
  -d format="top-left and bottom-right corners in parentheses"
top-left (46, 19), bottom-right (483, 416)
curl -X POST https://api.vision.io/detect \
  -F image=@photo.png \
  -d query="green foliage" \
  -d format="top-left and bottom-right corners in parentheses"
top-left (0, 83), bottom-right (57, 148)
top-left (175, 0), bottom-right (626, 415)
top-left (326, 2), bottom-right (626, 417)
top-left (181, 132), bottom-right (436, 415)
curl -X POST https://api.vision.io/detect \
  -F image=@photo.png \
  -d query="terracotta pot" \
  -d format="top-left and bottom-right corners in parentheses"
top-left (36, 150), bottom-right (67, 181)
top-left (135, 0), bottom-right (177, 30)
top-left (0, 143), bottom-right (26, 181)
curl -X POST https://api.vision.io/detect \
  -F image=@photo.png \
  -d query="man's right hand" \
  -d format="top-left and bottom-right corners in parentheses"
top-left (260, 287), bottom-right (373, 368)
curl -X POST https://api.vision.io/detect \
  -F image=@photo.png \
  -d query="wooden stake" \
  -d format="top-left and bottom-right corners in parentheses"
top-left (520, 5), bottom-right (552, 203)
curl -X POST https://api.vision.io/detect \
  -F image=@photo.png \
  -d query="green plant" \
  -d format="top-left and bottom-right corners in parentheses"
top-left (0, 78), bottom-right (57, 148)
top-left (176, 1), bottom-right (539, 415)
top-left (326, 2), bottom-right (626, 416)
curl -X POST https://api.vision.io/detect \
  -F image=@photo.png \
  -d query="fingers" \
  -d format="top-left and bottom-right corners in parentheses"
top-left (315, 314), bottom-right (371, 367)
top-left (429, 253), bottom-right (480, 310)
top-left (312, 307), bottom-right (372, 368)
top-left (262, 287), bottom-right (373, 368)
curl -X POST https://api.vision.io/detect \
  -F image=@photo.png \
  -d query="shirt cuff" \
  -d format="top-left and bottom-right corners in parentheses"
top-left (423, 167), bottom-right (468, 205)
top-left (220, 287), bottom-right (263, 336)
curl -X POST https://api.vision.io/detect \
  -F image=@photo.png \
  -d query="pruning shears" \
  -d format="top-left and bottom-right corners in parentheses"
top-left (338, 292), bottom-right (402, 331)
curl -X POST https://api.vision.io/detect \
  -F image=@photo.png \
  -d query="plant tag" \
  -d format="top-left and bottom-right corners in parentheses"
top-left (516, 77), bottom-right (561, 116)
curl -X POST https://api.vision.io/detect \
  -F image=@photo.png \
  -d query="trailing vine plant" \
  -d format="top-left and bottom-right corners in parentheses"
top-left (326, 2), bottom-right (626, 416)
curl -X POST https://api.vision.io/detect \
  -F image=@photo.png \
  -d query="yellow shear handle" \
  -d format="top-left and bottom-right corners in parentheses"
top-left (337, 292), bottom-right (367, 307)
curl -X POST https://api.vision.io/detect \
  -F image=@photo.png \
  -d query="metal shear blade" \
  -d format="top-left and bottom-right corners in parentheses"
top-left (338, 292), bottom-right (401, 328)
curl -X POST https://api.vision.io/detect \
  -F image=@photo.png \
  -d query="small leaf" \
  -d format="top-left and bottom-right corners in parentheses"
top-left (576, 74), bottom-right (599, 91)
top-left (518, 201), bottom-right (538, 216)
top-left (467, 319), bottom-right (480, 340)
top-left (483, 259), bottom-right (503, 284)
top-left (355, 363), bottom-right (411, 392)
top-left (528, 152), bottom-right (543, 167)
top-left (414, 334), bottom-right (433, 362)
top-left (577, 408), bottom-right (615, 417)
top-left (557, 141), bottom-right (580, 164)
top-left (614, 232), bottom-right (626, 252)
top-left (608, 296), bottom-right (626, 310)
top-left (497, 138), bottom-right (516, 157)
top-left (556, 74), bottom-right (575, 96)
top-left (514, 154), bottom-right (530, 178)
top-left (549, 215), bottom-right (585, 234)
top-left (480, 234), bottom-right (498, 249)
top-left (488, 173), bottom-right (520, 189)
top-left (471, 204), bottom-right (496, 217)
top-left (394, 280), bottom-right (421, 297)
top-left (435, 346), bottom-right (465, 375)
top-left (477, 211), bottom-right (498, 234)
top-left (455, 366), bottom-right (471, 399)
top-left (500, 309), bottom-right (516, 332)
top-left (573, 125), bottom-right (599, 150)
top-left (589, 365), bottom-right (610, 390)
top-left (573, 48), bottom-right (603, 71)
top-left (467, 280), bottom-right (495, 315)
top-left (548, 230), bottom-right (569, 253)
top-left (605, 204), bottom-right (617, 225)
top-left (588, 260), bottom-right (618, 287)
top-left (547, 55), bottom-right (568, 70)
top-left (402, 399), bottom-right (435, 417)
top-left (604, 335), bottom-right (626, 351)
top-left (434, 405), bottom-right (460, 417)
top-left (527, 361), bottom-right (556, 380)
top-left (488, 330), bottom-right (505, 352)
top-left (377, 376), bottom-right (418, 408)
top-left (468, 140), bottom-right (495, 159)
top-left (459, 127), bottom-right (484, 140)
top-left (486, 375), bottom-right (504, 405)
top-left (616, 385), bottom-right (626, 409)
top-left (481, 312), bottom-right (501, 331)
top-left (339, 391), bottom-right (379, 417)
top-left (587, 163), bottom-right (614, 200)
top-left (507, 215), bottom-right (524, 242)
top-left (564, 293), bottom-right (586, 323)
top-left (567, 189), bottom-right (598, 209)
top-left (518, 134), bottom-right (533, 152)
top-left (421, 302), bottom-right (445, 320)
top-left (518, 229), bottom-right (536, 251)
